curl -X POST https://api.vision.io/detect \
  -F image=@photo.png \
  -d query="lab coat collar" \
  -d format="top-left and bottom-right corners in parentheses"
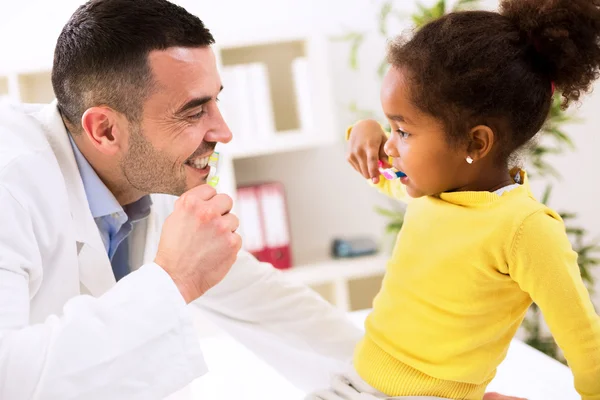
top-left (31, 101), bottom-right (116, 295)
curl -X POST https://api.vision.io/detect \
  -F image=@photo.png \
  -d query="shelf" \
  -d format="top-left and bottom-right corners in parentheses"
top-left (213, 32), bottom-right (314, 51)
top-left (0, 60), bottom-right (53, 77)
top-left (17, 71), bottom-right (54, 103)
top-left (281, 254), bottom-right (387, 286)
top-left (0, 71), bottom-right (54, 103)
top-left (219, 39), bottom-right (305, 133)
top-left (0, 77), bottom-right (8, 98)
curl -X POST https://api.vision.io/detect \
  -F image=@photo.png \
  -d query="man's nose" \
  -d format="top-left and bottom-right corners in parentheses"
top-left (205, 107), bottom-right (233, 144)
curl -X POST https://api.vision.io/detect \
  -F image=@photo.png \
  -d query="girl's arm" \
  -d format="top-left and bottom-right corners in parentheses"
top-left (509, 209), bottom-right (600, 400)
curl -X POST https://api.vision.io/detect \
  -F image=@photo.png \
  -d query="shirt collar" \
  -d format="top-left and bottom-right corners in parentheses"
top-left (68, 134), bottom-right (151, 221)
top-left (124, 195), bottom-right (153, 223)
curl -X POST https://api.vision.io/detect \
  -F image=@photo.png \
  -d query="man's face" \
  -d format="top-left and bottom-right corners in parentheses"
top-left (120, 46), bottom-right (231, 196)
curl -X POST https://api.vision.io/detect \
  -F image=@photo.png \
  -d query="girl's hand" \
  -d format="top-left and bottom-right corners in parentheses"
top-left (346, 119), bottom-right (389, 184)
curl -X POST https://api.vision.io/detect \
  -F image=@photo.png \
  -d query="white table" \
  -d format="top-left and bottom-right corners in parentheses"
top-left (189, 310), bottom-right (579, 400)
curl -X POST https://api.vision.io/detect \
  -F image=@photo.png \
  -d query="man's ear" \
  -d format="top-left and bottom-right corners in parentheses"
top-left (80, 107), bottom-right (125, 155)
top-left (466, 125), bottom-right (495, 162)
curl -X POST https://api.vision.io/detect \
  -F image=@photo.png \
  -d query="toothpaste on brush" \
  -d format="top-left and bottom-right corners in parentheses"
top-left (378, 160), bottom-right (406, 180)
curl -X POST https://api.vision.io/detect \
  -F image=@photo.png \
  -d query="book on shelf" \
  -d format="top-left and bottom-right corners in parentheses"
top-left (291, 57), bottom-right (313, 131)
top-left (218, 62), bottom-right (275, 147)
top-left (246, 62), bottom-right (275, 140)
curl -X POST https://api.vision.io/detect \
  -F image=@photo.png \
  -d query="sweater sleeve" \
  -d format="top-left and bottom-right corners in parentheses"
top-left (509, 209), bottom-right (600, 400)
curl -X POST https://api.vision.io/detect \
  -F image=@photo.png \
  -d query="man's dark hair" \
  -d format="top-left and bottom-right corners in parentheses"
top-left (52, 0), bottom-right (215, 130)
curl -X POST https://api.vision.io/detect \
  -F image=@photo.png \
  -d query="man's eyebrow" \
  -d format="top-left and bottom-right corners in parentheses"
top-left (175, 85), bottom-right (224, 115)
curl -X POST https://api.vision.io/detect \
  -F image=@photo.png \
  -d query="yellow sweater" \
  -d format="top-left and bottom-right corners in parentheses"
top-left (354, 170), bottom-right (600, 399)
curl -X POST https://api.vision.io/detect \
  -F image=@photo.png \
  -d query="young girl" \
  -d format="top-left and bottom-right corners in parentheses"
top-left (310, 0), bottom-right (600, 399)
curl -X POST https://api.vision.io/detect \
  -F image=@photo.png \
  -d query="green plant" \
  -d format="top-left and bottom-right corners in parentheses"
top-left (374, 203), bottom-right (405, 251)
top-left (528, 95), bottom-right (579, 179)
top-left (333, 0), bottom-right (480, 80)
top-left (338, 0), bottom-right (599, 362)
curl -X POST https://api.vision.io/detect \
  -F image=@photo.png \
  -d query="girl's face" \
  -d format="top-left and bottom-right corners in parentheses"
top-left (381, 66), bottom-right (472, 198)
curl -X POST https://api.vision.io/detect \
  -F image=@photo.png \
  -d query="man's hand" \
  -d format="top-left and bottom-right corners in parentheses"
top-left (155, 184), bottom-right (242, 303)
top-left (346, 119), bottom-right (389, 184)
top-left (483, 392), bottom-right (528, 400)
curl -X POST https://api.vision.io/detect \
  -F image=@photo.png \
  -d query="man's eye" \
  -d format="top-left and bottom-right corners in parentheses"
top-left (189, 107), bottom-right (205, 120)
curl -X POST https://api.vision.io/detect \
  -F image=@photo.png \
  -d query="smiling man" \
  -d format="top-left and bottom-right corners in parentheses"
top-left (0, 0), bottom-right (363, 399)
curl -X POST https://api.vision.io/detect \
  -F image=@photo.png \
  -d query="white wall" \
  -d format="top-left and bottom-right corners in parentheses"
top-left (1, 0), bottom-right (598, 300)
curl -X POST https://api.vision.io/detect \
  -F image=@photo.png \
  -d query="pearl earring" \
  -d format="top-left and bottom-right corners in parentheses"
top-left (466, 156), bottom-right (474, 164)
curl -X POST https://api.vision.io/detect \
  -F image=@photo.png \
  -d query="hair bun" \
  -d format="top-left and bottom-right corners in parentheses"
top-left (501, 0), bottom-right (600, 107)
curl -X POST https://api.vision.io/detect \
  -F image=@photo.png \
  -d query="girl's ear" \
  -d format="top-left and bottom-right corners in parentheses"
top-left (466, 125), bottom-right (495, 162)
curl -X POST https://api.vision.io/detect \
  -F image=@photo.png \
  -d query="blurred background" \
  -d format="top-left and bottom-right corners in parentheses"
top-left (0, 0), bottom-right (598, 397)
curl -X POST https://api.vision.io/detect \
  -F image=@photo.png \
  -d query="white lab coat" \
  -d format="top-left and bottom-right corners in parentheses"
top-left (0, 100), bottom-right (362, 400)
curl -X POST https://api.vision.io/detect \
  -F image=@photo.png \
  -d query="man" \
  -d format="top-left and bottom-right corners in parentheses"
top-left (0, 1), bottom-right (362, 399)
top-left (0, 1), bottom-right (525, 399)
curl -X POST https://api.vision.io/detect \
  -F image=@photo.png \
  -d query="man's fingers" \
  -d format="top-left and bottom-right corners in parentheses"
top-left (185, 183), bottom-right (218, 201)
top-left (208, 193), bottom-right (234, 216)
top-left (176, 184), bottom-right (218, 212)
top-left (219, 212), bottom-right (240, 233)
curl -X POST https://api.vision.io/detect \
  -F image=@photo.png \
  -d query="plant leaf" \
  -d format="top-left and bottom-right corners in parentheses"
top-left (540, 184), bottom-right (553, 205)
top-left (575, 244), bottom-right (600, 255)
top-left (453, 0), bottom-right (481, 11)
top-left (566, 228), bottom-right (586, 236)
top-left (348, 101), bottom-right (376, 120)
top-left (374, 206), bottom-right (404, 219)
top-left (377, 58), bottom-right (390, 79)
top-left (378, 1), bottom-right (393, 36)
top-left (349, 33), bottom-right (365, 70)
top-left (413, 0), bottom-right (446, 28)
top-left (386, 222), bottom-right (404, 233)
top-left (543, 127), bottom-right (576, 150)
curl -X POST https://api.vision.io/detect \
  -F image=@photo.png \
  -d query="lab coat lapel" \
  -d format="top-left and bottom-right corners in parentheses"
top-left (32, 101), bottom-right (116, 296)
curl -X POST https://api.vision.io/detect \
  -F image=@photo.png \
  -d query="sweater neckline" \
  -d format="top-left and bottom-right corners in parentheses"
top-left (436, 168), bottom-right (531, 206)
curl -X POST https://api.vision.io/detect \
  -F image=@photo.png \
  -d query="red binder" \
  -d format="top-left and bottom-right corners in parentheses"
top-left (256, 182), bottom-right (292, 269)
top-left (236, 182), bottom-right (292, 269)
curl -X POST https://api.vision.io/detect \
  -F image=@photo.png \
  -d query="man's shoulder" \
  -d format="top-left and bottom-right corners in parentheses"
top-left (0, 101), bottom-right (55, 173)
top-left (0, 101), bottom-right (66, 200)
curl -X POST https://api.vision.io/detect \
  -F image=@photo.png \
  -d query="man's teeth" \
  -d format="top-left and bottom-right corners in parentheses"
top-left (187, 156), bottom-right (210, 169)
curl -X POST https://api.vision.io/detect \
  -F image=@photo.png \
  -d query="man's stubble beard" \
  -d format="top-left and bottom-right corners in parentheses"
top-left (121, 124), bottom-right (187, 196)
